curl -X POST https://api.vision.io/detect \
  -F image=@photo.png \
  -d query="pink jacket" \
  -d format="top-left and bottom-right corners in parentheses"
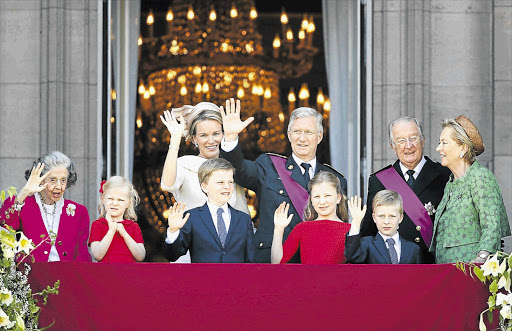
top-left (1, 195), bottom-right (91, 262)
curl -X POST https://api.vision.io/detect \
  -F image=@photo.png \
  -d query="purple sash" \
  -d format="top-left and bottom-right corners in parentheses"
top-left (270, 155), bottom-right (309, 220)
top-left (376, 167), bottom-right (433, 247)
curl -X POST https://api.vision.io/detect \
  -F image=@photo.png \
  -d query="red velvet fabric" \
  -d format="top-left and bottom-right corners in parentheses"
top-left (29, 262), bottom-right (492, 331)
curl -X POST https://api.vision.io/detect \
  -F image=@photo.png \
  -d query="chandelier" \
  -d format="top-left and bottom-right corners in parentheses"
top-left (135, 0), bottom-right (331, 239)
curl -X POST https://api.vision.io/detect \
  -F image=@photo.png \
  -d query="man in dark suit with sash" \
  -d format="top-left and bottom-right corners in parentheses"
top-left (219, 98), bottom-right (347, 263)
top-left (360, 117), bottom-right (450, 263)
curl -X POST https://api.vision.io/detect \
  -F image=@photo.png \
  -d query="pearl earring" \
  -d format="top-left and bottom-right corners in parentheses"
top-left (459, 152), bottom-right (464, 158)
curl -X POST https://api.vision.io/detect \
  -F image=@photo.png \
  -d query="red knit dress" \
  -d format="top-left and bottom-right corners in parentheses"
top-left (280, 220), bottom-right (351, 264)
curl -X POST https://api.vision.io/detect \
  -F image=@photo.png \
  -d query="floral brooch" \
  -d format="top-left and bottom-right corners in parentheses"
top-left (424, 202), bottom-right (436, 216)
top-left (66, 203), bottom-right (76, 217)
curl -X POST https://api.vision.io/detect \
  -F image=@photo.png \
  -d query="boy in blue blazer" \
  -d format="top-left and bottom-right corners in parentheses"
top-left (345, 190), bottom-right (422, 264)
top-left (163, 158), bottom-right (256, 263)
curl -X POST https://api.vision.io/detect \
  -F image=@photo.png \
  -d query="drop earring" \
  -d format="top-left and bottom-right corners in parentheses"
top-left (459, 152), bottom-right (464, 158)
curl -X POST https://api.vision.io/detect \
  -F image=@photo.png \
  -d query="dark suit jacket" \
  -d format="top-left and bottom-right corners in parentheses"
top-left (163, 203), bottom-right (256, 263)
top-left (220, 144), bottom-right (347, 263)
top-left (345, 233), bottom-right (422, 264)
top-left (360, 157), bottom-right (451, 263)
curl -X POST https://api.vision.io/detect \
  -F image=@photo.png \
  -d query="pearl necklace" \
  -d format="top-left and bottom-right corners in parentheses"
top-left (39, 193), bottom-right (58, 242)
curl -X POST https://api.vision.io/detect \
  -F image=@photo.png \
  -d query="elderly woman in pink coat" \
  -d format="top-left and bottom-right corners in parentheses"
top-left (0, 151), bottom-right (91, 262)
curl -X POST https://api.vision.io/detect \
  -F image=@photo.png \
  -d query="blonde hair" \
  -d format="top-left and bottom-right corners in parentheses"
top-left (441, 119), bottom-right (476, 163)
top-left (197, 158), bottom-right (235, 186)
top-left (98, 176), bottom-right (140, 221)
top-left (372, 190), bottom-right (403, 215)
top-left (303, 171), bottom-right (348, 222)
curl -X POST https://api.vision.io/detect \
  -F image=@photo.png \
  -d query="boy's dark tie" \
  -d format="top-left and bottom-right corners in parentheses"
top-left (406, 169), bottom-right (415, 188)
top-left (301, 162), bottom-right (311, 187)
top-left (216, 208), bottom-right (227, 247)
top-left (386, 238), bottom-right (399, 264)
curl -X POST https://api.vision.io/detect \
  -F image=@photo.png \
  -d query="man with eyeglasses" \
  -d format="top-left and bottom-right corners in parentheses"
top-left (359, 117), bottom-right (451, 263)
top-left (220, 98), bottom-right (347, 263)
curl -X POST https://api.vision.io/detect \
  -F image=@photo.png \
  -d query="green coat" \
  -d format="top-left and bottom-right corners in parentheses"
top-left (430, 161), bottom-right (510, 264)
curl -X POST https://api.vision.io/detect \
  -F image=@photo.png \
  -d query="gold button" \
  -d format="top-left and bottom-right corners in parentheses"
top-left (415, 237), bottom-right (420, 243)
top-left (416, 226), bottom-right (421, 231)
top-left (259, 243), bottom-right (263, 247)
top-left (44, 251), bottom-right (48, 255)
top-left (279, 190), bottom-right (284, 194)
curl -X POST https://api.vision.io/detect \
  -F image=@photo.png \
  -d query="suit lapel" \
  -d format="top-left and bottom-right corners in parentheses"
top-left (372, 235), bottom-right (392, 263)
top-left (198, 204), bottom-right (223, 248)
top-left (286, 156), bottom-right (308, 190)
top-left (223, 206), bottom-right (240, 248)
top-left (399, 238), bottom-right (412, 264)
top-left (413, 157), bottom-right (439, 196)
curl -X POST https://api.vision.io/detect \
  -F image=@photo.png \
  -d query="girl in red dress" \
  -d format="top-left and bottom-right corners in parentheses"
top-left (271, 171), bottom-right (351, 264)
top-left (88, 176), bottom-right (145, 263)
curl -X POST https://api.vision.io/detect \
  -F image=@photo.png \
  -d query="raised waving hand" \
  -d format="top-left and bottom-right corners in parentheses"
top-left (347, 196), bottom-right (367, 233)
top-left (167, 202), bottom-right (190, 233)
top-left (160, 110), bottom-right (186, 147)
top-left (220, 98), bottom-right (254, 141)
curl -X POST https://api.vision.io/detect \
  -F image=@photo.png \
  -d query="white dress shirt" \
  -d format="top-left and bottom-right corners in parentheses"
top-left (399, 156), bottom-right (426, 182)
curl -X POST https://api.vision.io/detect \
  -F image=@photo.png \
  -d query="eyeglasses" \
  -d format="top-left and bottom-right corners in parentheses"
top-left (394, 136), bottom-right (420, 147)
top-left (290, 129), bottom-right (318, 137)
top-left (45, 177), bottom-right (68, 186)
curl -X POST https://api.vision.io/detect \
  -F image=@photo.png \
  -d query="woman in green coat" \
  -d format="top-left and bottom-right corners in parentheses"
top-left (430, 115), bottom-right (510, 264)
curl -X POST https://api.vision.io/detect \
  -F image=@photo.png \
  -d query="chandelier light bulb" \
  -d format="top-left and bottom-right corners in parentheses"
top-left (138, 81), bottom-right (145, 94)
top-left (299, 83), bottom-right (309, 100)
top-left (264, 87), bottom-right (271, 99)
top-left (301, 15), bottom-right (309, 30)
top-left (187, 6), bottom-right (195, 20)
top-left (286, 28), bottom-right (293, 41)
top-left (273, 35), bottom-right (281, 48)
top-left (324, 99), bottom-right (331, 111)
top-left (307, 19), bottom-right (315, 33)
top-left (298, 30), bottom-right (305, 40)
top-left (202, 82), bottom-right (209, 93)
top-left (195, 82), bottom-right (202, 93)
top-left (288, 89), bottom-right (296, 102)
top-left (230, 3), bottom-right (238, 18)
top-left (209, 7), bottom-right (217, 21)
top-left (237, 86), bottom-right (245, 99)
top-left (149, 84), bottom-right (155, 95)
top-left (280, 9), bottom-right (288, 24)
top-left (250, 7), bottom-right (257, 19)
top-left (317, 88), bottom-right (325, 104)
top-left (180, 86), bottom-right (187, 96)
top-left (138, 36), bottom-right (142, 46)
top-left (143, 90), bottom-right (150, 100)
top-left (146, 10), bottom-right (154, 25)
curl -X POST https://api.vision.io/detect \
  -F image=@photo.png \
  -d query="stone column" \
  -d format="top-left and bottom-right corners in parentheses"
top-left (0, 0), bottom-right (99, 216)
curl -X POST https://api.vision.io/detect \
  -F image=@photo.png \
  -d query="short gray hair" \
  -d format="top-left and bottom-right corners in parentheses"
top-left (25, 151), bottom-right (77, 187)
top-left (388, 117), bottom-right (424, 145)
top-left (287, 107), bottom-right (323, 133)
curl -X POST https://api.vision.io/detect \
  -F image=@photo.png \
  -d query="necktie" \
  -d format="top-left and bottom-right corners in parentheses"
top-left (386, 238), bottom-right (399, 264)
top-left (406, 169), bottom-right (416, 188)
top-left (301, 162), bottom-right (312, 187)
top-left (216, 208), bottom-right (227, 247)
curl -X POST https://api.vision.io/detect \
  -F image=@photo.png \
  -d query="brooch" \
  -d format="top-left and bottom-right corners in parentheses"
top-left (424, 202), bottom-right (436, 215)
top-left (287, 165), bottom-right (294, 170)
top-left (66, 203), bottom-right (76, 217)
